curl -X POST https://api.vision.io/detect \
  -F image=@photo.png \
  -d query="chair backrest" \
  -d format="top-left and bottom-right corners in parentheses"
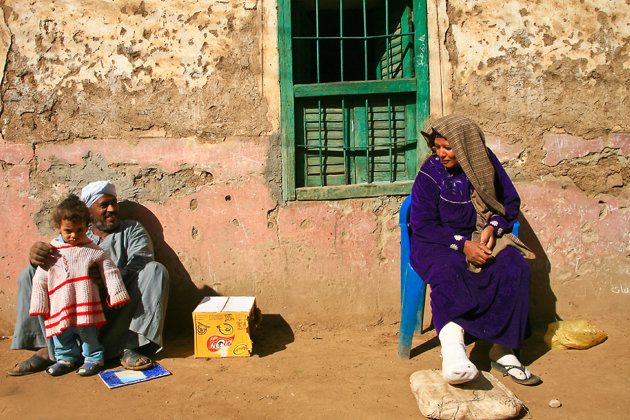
top-left (399, 195), bottom-right (413, 288)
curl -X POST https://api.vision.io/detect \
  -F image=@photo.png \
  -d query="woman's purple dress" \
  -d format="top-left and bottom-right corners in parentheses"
top-left (409, 151), bottom-right (531, 349)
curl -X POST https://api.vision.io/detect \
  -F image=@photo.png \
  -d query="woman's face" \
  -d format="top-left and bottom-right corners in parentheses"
top-left (434, 136), bottom-right (459, 169)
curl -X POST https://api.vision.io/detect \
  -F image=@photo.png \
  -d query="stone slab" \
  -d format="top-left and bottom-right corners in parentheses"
top-left (410, 369), bottom-right (523, 420)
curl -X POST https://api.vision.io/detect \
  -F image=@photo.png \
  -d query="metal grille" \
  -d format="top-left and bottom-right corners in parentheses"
top-left (296, 94), bottom-right (416, 187)
top-left (292, 0), bottom-right (415, 83)
top-left (292, 0), bottom-right (418, 188)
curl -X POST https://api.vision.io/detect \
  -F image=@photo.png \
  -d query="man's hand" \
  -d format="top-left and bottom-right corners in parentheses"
top-left (29, 242), bottom-right (56, 268)
top-left (88, 264), bottom-right (105, 288)
top-left (463, 240), bottom-right (494, 267)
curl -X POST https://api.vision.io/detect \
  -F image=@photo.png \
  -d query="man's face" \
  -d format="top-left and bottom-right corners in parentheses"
top-left (89, 194), bottom-right (120, 233)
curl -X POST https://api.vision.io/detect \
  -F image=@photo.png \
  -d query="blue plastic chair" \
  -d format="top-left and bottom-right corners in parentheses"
top-left (398, 194), bottom-right (520, 358)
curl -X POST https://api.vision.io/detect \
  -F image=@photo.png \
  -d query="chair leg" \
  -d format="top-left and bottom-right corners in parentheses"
top-left (399, 268), bottom-right (423, 358)
top-left (415, 281), bottom-right (427, 334)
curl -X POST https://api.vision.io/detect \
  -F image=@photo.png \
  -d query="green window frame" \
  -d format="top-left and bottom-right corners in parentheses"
top-left (279, 0), bottom-right (430, 201)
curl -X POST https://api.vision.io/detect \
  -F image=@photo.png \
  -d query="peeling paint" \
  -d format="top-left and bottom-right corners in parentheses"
top-left (7, 1), bottom-right (255, 91)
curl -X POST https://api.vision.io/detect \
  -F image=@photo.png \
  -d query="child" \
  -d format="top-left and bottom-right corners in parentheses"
top-left (29, 195), bottom-right (130, 376)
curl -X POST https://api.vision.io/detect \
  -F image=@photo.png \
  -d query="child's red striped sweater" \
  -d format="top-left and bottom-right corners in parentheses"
top-left (29, 238), bottom-right (130, 338)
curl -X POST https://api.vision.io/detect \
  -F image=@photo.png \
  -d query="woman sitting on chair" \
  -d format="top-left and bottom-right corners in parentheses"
top-left (409, 114), bottom-right (540, 386)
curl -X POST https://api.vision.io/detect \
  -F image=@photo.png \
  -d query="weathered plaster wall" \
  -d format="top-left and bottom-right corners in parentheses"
top-left (0, 0), bottom-right (403, 335)
top-left (0, 0), bottom-right (629, 337)
top-left (0, 135), bottom-right (402, 335)
top-left (2, 0), bottom-right (273, 143)
top-left (447, 0), bottom-right (630, 319)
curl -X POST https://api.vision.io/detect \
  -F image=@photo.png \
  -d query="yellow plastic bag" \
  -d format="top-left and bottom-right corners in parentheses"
top-left (544, 319), bottom-right (608, 350)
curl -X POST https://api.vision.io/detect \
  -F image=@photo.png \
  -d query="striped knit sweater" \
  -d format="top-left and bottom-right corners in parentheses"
top-left (29, 238), bottom-right (130, 338)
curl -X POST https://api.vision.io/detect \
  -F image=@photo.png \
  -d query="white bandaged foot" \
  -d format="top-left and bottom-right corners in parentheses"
top-left (489, 344), bottom-right (531, 381)
top-left (439, 322), bottom-right (479, 384)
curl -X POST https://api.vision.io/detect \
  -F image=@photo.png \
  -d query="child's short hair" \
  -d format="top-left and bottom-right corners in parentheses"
top-left (53, 195), bottom-right (91, 227)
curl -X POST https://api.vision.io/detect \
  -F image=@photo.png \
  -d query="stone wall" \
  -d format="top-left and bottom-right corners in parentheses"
top-left (0, 0), bottom-right (628, 336)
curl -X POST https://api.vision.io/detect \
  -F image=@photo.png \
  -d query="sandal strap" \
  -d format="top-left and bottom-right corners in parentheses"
top-left (121, 348), bottom-right (154, 370)
top-left (500, 364), bottom-right (530, 378)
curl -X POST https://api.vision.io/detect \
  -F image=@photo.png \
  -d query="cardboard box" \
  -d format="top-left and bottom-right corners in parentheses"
top-left (192, 296), bottom-right (257, 358)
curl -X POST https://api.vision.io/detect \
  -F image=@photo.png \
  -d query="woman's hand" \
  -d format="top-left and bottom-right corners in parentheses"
top-left (464, 240), bottom-right (494, 267)
top-left (480, 225), bottom-right (496, 250)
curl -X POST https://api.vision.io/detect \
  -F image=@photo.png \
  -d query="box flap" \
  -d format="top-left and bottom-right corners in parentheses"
top-left (223, 296), bottom-right (256, 312)
top-left (193, 296), bottom-right (229, 313)
top-left (193, 296), bottom-right (255, 313)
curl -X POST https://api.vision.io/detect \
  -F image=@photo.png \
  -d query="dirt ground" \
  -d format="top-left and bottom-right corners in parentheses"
top-left (1, 312), bottom-right (628, 420)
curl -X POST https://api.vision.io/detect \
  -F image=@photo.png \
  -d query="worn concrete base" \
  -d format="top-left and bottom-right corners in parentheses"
top-left (409, 369), bottom-right (523, 420)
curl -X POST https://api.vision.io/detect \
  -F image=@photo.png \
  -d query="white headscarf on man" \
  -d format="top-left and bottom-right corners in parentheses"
top-left (80, 180), bottom-right (117, 209)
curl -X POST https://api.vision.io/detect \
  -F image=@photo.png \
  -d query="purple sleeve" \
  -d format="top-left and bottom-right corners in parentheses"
top-left (486, 150), bottom-right (521, 236)
top-left (410, 170), bottom-right (468, 252)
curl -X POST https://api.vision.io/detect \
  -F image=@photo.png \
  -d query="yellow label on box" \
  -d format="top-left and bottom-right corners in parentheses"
top-left (192, 296), bottom-right (256, 358)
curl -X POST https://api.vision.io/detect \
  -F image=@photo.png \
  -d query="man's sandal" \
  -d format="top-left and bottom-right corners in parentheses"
top-left (120, 348), bottom-right (155, 371)
top-left (76, 361), bottom-right (104, 377)
top-left (7, 354), bottom-right (54, 376)
top-left (491, 360), bottom-right (542, 386)
top-left (46, 360), bottom-right (80, 376)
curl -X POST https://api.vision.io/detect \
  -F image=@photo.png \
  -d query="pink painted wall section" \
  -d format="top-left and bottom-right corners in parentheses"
top-left (0, 138), bottom-right (33, 163)
top-left (485, 136), bottom-right (525, 163)
top-left (542, 134), bottom-right (605, 166)
top-left (542, 133), bottom-right (630, 166)
top-left (0, 165), bottom-right (43, 334)
top-left (608, 134), bottom-right (630, 155)
top-left (0, 137), bottom-right (402, 333)
top-left (2, 134), bottom-right (626, 333)
top-left (35, 137), bottom-right (267, 179)
top-left (119, 181), bottom-right (400, 326)
top-left (517, 180), bottom-right (630, 315)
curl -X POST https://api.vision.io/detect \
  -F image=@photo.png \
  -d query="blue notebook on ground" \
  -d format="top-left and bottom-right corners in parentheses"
top-left (99, 363), bottom-right (171, 389)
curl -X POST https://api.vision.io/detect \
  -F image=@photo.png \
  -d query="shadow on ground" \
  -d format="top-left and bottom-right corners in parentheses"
top-left (119, 202), bottom-right (294, 361)
top-left (252, 314), bottom-right (294, 357)
top-left (519, 213), bottom-right (558, 363)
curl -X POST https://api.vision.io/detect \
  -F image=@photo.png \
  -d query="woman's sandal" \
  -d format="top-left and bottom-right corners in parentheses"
top-left (7, 354), bottom-right (54, 376)
top-left (120, 348), bottom-right (155, 371)
top-left (490, 360), bottom-right (542, 386)
top-left (76, 362), bottom-right (104, 377)
top-left (46, 360), bottom-right (80, 376)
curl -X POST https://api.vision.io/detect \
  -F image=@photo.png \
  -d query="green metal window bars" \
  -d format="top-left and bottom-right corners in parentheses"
top-left (279, 0), bottom-right (429, 200)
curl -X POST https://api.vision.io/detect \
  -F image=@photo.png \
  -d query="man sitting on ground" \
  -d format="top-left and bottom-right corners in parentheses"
top-left (9, 180), bottom-right (169, 375)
